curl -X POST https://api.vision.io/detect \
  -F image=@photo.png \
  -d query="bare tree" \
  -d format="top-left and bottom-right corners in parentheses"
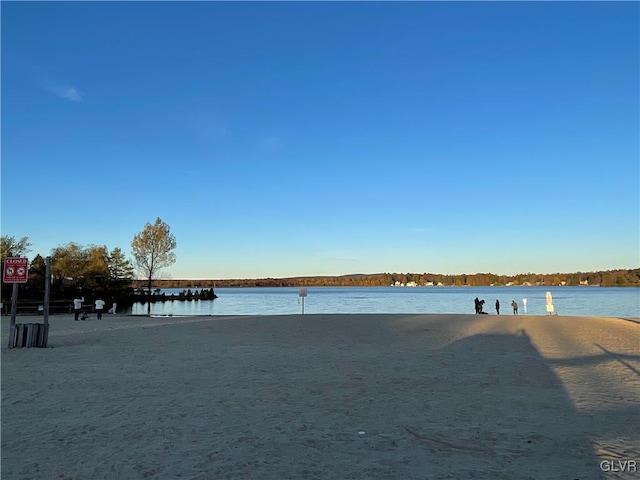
top-left (131, 217), bottom-right (177, 314)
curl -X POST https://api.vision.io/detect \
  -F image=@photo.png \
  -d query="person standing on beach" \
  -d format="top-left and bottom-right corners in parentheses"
top-left (95, 297), bottom-right (106, 320)
top-left (511, 300), bottom-right (518, 315)
top-left (73, 295), bottom-right (84, 321)
top-left (495, 299), bottom-right (500, 315)
top-left (474, 297), bottom-right (480, 314)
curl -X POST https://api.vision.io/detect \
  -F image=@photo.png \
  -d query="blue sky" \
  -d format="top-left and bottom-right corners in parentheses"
top-left (2, 1), bottom-right (638, 279)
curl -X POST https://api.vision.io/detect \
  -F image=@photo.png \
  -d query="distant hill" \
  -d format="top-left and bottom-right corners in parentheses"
top-left (131, 268), bottom-right (640, 289)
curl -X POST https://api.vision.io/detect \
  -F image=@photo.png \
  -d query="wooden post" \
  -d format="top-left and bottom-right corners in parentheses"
top-left (43, 256), bottom-right (51, 347)
top-left (7, 283), bottom-right (18, 349)
top-left (15, 323), bottom-right (23, 348)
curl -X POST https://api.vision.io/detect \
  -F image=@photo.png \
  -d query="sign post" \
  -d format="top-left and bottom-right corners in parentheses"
top-left (298, 288), bottom-right (307, 315)
top-left (4, 257), bottom-right (29, 349)
top-left (43, 256), bottom-right (51, 347)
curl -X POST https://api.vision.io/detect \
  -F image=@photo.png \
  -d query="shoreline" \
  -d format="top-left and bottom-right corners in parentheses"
top-left (5, 311), bottom-right (640, 322)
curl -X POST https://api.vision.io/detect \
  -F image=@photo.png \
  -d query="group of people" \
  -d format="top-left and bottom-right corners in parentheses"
top-left (72, 295), bottom-right (116, 321)
top-left (474, 297), bottom-right (519, 315)
top-left (474, 297), bottom-right (487, 314)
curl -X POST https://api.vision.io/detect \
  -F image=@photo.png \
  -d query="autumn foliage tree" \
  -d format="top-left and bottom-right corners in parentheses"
top-left (0, 235), bottom-right (32, 260)
top-left (131, 217), bottom-right (177, 313)
top-left (49, 243), bottom-right (133, 298)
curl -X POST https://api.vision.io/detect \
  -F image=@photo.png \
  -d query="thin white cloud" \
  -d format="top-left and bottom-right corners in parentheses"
top-left (317, 252), bottom-right (362, 264)
top-left (44, 82), bottom-right (83, 102)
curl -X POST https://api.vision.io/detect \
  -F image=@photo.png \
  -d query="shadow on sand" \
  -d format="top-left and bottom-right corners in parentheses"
top-left (390, 329), bottom-right (605, 479)
top-left (188, 315), bottom-right (609, 479)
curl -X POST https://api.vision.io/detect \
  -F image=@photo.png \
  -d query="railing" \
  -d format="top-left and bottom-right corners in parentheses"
top-left (0, 304), bottom-right (92, 315)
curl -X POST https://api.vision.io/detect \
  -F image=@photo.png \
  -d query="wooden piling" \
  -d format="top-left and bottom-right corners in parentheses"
top-left (9, 322), bottom-right (48, 348)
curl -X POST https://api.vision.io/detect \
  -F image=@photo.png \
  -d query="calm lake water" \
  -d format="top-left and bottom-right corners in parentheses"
top-left (128, 286), bottom-right (640, 318)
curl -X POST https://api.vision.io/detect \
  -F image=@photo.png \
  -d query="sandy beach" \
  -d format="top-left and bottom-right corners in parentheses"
top-left (1, 313), bottom-right (638, 479)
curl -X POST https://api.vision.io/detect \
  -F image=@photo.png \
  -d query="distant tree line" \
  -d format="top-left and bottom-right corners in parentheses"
top-left (3, 229), bottom-right (637, 315)
top-left (133, 268), bottom-right (640, 289)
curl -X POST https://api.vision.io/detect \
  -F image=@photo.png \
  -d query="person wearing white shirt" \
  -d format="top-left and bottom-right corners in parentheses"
top-left (73, 295), bottom-right (84, 321)
top-left (95, 297), bottom-right (106, 320)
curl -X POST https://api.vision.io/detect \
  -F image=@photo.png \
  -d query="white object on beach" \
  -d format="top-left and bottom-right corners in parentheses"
top-left (546, 292), bottom-right (554, 314)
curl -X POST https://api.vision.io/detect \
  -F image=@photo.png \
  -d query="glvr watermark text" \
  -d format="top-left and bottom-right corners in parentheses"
top-left (600, 460), bottom-right (637, 473)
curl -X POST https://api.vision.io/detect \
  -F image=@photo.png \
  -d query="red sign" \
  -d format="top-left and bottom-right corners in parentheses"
top-left (3, 257), bottom-right (29, 283)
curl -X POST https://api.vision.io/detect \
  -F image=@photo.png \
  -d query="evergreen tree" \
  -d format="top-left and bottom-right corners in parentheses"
top-left (107, 247), bottom-right (134, 280)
